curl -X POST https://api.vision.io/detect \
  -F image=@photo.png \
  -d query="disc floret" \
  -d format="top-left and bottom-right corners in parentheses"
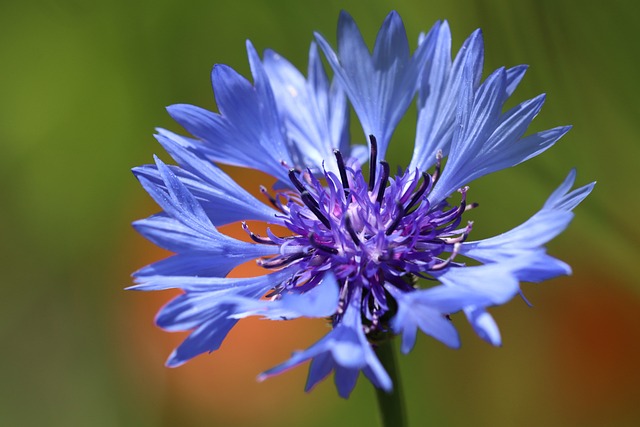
top-left (250, 137), bottom-right (474, 335)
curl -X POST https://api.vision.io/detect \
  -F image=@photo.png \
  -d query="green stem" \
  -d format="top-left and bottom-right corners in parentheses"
top-left (374, 340), bottom-right (407, 427)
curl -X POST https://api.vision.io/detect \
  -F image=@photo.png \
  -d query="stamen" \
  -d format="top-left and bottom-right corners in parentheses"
top-left (385, 202), bottom-right (405, 235)
top-left (457, 186), bottom-right (469, 213)
top-left (458, 221), bottom-right (473, 243)
top-left (281, 160), bottom-right (301, 172)
top-left (431, 242), bottom-right (461, 271)
top-left (465, 202), bottom-right (479, 212)
top-left (432, 150), bottom-right (443, 185)
top-left (335, 279), bottom-right (350, 317)
top-left (333, 149), bottom-right (350, 193)
top-left (309, 233), bottom-right (339, 254)
top-left (368, 135), bottom-right (378, 191)
top-left (376, 161), bottom-right (390, 204)
top-left (405, 171), bottom-right (432, 212)
top-left (288, 169), bottom-right (306, 194)
top-left (439, 221), bottom-right (473, 244)
top-left (301, 169), bottom-right (314, 186)
top-left (345, 214), bottom-right (361, 246)
top-left (258, 251), bottom-right (307, 269)
top-left (267, 227), bottom-right (293, 244)
top-left (242, 221), bottom-right (277, 245)
top-left (429, 187), bottom-right (469, 229)
top-left (264, 285), bottom-right (283, 299)
top-left (364, 311), bottom-right (379, 334)
top-left (300, 190), bottom-right (331, 229)
top-left (260, 185), bottom-right (283, 212)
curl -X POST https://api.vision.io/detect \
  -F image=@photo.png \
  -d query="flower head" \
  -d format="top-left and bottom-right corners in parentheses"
top-left (131, 11), bottom-right (594, 398)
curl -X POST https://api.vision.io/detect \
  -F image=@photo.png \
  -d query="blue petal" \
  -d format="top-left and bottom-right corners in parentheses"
top-left (166, 314), bottom-right (239, 367)
top-left (484, 126), bottom-right (571, 173)
top-left (388, 284), bottom-right (493, 353)
top-left (155, 273), bottom-right (293, 332)
top-left (334, 366), bottom-right (360, 398)
top-left (151, 272), bottom-right (292, 367)
top-left (362, 361), bottom-right (393, 391)
top-left (410, 26), bottom-right (486, 171)
top-left (461, 170), bottom-right (595, 267)
top-left (167, 42), bottom-right (293, 182)
top-left (416, 21), bottom-right (451, 109)
top-left (315, 11), bottom-right (429, 162)
top-left (144, 156), bottom-right (212, 234)
top-left (132, 159), bottom-right (279, 283)
top-left (429, 67), bottom-right (508, 203)
top-left (306, 352), bottom-right (334, 390)
top-left (133, 252), bottom-right (240, 279)
top-left (132, 213), bottom-right (217, 253)
top-left (394, 300), bottom-right (459, 353)
top-left (427, 64), bottom-right (571, 203)
top-left (150, 129), bottom-right (281, 225)
top-left (372, 10), bottom-right (410, 66)
top-left (505, 65), bottom-right (528, 96)
top-left (156, 290), bottom-right (239, 332)
top-left (132, 212), bottom-right (277, 264)
top-left (435, 260), bottom-right (526, 305)
top-left (259, 287), bottom-right (391, 398)
top-left (130, 267), bottom-right (292, 292)
top-left (261, 43), bottom-right (351, 173)
top-left (482, 94), bottom-right (547, 154)
top-left (228, 273), bottom-right (339, 320)
top-left (451, 29), bottom-right (485, 89)
top-left (309, 45), bottom-right (352, 158)
top-left (544, 168), bottom-right (596, 211)
top-left (433, 256), bottom-right (546, 344)
top-left (159, 281), bottom-right (273, 367)
top-left (512, 252), bottom-right (572, 282)
top-left (464, 307), bottom-right (501, 346)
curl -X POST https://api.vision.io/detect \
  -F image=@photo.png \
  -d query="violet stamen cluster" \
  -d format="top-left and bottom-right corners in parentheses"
top-left (250, 136), bottom-right (472, 336)
top-left (131, 10), bottom-right (594, 398)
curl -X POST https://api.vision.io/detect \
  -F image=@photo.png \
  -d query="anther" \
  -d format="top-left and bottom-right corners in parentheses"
top-left (368, 135), bottom-right (378, 191)
top-left (309, 233), bottom-right (339, 254)
top-left (464, 202), bottom-right (479, 212)
top-left (432, 150), bottom-right (443, 185)
top-left (242, 221), bottom-right (277, 245)
top-left (376, 161), bottom-right (390, 204)
top-left (260, 185), bottom-right (283, 211)
top-left (440, 221), bottom-right (473, 244)
top-left (405, 171), bottom-right (432, 212)
top-left (258, 252), bottom-right (307, 269)
top-left (459, 221), bottom-right (473, 243)
top-left (385, 202), bottom-right (405, 236)
top-left (333, 149), bottom-right (350, 193)
top-left (431, 242), bottom-right (461, 271)
top-left (288, 169), bottom-right (307, 194)
top-left (300, 191), bottom-right (331, 229)
top-left (335, 279), bottom-right (350, 317)
top-left (457, 186), bottom-right (469, 212)
top-left (345, 215), bottom-right (361, 246)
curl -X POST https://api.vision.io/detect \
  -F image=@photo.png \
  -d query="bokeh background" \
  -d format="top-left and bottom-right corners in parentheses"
top-left (1, 0), bottom-right (639, 426)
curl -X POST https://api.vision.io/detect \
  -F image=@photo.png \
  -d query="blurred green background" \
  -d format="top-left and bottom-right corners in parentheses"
top-left (1, 0), bottom-right (638, 426)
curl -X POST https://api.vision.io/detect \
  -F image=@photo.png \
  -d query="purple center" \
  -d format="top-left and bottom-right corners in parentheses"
top-left (245, 137), bottom-right (474, 336)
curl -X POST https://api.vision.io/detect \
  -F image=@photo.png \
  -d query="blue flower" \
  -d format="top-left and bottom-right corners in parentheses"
top-left (131, 11), bottom-right (594, 398)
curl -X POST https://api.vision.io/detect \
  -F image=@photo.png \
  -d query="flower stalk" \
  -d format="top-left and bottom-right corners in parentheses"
top-left (375, 340), bottom-right (407, 427)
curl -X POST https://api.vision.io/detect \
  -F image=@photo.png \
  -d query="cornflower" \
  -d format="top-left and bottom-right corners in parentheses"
top-left (131, 11), bottom-right (594, 400)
